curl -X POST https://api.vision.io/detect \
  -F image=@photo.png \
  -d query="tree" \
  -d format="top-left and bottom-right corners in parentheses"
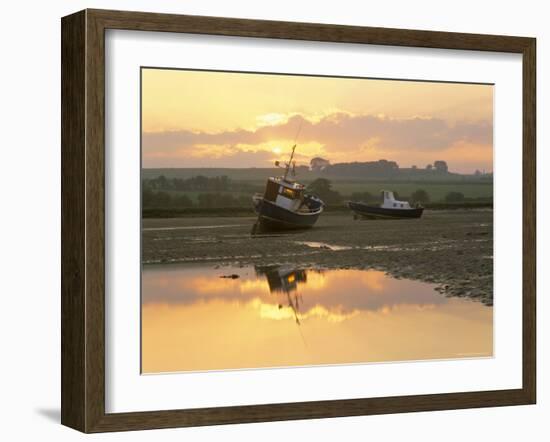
top-left (142, 188), bottom-right (154, 207)
top-left (152, 191), bottom-right (171, 207)
top-left (196, 192), bottom-right (247, 208)
top-left (191, 175), bottom-right (210, 190)
top-left (434, 160), bottom-right (449, 173)
top-left (197, 193), bottom-right (215, 208)
top-left (149, 174), bottom-right (170, 190)
top-left (411, 189), bottom-right (430, 204)
top-left (309, 157), bottom-right (330, 171)
top-left (173, 194), bottom-right (194, 208)
top-left (307, 178), bottom-right (342, 205)
top-left (307, 178), bottom-right (332, 194)
top-left (426, 164), bottom-right (433, 170)
top-left (445, 191), bottom-right (465, 203)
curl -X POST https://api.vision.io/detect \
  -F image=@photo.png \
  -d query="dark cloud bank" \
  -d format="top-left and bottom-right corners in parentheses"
top-left (143, 113), bottom-right (492, 165)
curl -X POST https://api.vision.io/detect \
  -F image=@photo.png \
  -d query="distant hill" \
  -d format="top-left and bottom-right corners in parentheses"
top-left (317, 159), bottom-right (481, 180)
top-left (142, 160), bottom-right (493, 184)
top-left (142, 167), bottom-right (283, 181)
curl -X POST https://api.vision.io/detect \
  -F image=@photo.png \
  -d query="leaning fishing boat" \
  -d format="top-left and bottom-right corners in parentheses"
top-left (252, 145), bottom-right (324, 231)
top-left (348, 190), bottom-right (424, 219)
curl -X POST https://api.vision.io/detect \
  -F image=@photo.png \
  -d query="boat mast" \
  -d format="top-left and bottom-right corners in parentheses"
top-left (283, 144), bottom-right (296, 181)
top-left (282, 119), bottom-right (302, 181)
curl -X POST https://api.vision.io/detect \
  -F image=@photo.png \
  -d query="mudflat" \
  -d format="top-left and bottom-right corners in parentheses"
top-left (142, 209), bottom-right (493, 305)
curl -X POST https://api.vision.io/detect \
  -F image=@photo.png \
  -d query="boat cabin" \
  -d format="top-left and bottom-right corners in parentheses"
top-left (380, 190), bottom-right (412, 209)
top-left (263, 177), bottom-right (305, 212)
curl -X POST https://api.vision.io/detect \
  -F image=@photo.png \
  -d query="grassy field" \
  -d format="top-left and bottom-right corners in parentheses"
top-left (329, 181), bottom-right (493, 201)
top-left (161, 189), bottom-right (257, 203)
top-left (153, 181), bottom-right (493, 202)
top-left (143, 168), bottom-right (493, 211)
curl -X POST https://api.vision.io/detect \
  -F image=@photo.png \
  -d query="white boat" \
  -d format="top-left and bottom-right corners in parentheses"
top-left (348, 190), bottom-right (424, 219)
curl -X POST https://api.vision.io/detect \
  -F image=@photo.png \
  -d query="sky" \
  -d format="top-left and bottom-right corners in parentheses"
top-left (141, 68), bottom-right (493, 173)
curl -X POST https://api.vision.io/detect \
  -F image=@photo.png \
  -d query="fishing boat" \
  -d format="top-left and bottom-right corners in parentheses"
top-left (348, 190), bottom-right (424, 219)
top-left (252, 145), bottom-right (324, 232)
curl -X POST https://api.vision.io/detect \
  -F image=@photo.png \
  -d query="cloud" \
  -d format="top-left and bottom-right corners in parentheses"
top-left (142, 112), bottom-right (492, 167)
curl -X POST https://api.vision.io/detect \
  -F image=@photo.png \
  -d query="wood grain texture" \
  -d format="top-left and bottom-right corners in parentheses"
top-left (61, 10), bottom-right (86, 432)
top-left (90, 8), bottom-right (532, 52)
top-left (84, 9), bottom-right (107, 432)
top-left (61, 8), bottom-right (537, 433)
top-left (522, 38), bottom-right (536, 403)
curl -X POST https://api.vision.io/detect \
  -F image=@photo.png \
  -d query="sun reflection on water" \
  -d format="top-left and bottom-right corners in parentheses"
top-left (142, 264), bottom-right (493, 373)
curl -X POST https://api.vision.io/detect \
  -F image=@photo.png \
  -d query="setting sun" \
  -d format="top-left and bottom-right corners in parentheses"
top-left (141, 68), bottom-right (493, 173)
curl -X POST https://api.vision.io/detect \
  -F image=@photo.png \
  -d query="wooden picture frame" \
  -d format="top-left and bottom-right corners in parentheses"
top-left (61, 8), bottom-right (536, 433)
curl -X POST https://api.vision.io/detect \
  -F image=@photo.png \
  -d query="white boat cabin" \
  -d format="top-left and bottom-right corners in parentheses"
top-left (380, 190), bottom-right (412, 209)
top-left (263, 177), bottom-right (305, 212)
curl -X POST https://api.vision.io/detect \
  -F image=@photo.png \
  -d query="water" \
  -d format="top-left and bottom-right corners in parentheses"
top-left (142, 264), bottom-right (493, 373)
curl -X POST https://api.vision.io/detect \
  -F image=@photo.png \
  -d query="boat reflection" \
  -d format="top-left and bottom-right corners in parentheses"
top-left (256, 265), bottom-right (308, 295)
top-left (141, 263), bottom-right (493, 373)
top-left (256, 266), bottom-right (308, 328)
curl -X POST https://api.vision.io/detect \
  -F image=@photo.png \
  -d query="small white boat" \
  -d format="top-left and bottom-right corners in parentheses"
top-left (348, 190), bottom-right (424, 219)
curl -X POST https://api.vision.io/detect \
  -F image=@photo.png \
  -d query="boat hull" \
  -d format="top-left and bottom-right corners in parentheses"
top-left (348, 201), bottom-right (423, 219)
top-left (255, 199), bottom-right (322, 231)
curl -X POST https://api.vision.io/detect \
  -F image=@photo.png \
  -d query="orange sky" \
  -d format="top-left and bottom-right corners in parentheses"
top-left (141, 68), bottom-right (493, 173)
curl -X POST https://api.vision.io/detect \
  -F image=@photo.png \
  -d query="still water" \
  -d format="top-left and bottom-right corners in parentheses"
top-left (142, 264), bottom-right (493, 373)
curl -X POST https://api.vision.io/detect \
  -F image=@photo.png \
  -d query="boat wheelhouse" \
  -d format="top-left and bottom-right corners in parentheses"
top-left (348, 190), bottom-right (424, 219)
top-left (252, 146), bottom-right (324, 231)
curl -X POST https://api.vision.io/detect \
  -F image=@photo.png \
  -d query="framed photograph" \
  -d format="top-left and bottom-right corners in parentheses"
top-left (61, 9), bottom-right (536, 433)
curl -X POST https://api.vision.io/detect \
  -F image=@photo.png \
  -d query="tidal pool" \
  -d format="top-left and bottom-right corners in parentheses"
top-left (142, 264), bottom-right (493, 373)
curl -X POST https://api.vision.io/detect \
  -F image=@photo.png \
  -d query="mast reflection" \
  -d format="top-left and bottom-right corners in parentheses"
top-left (255, 266), bottom-right (312, 327)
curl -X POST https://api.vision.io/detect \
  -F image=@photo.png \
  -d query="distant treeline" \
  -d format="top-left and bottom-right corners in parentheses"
top-left (312, 158), bottom-right (492, 180)
top-left (142, 175), bottom-right (261, 209)
top-left (143, 162), bottom-right (493, 183)
top-left (320, 159), bottom-right (400, 178)
top-left (142, 175), bottom-right (492, 214)
top-left (142, 188), bottom-right (251, 209)
top-left (142, 175), bottom-right (260, 193)
top-left (307, 178), bottom-right (490, 206)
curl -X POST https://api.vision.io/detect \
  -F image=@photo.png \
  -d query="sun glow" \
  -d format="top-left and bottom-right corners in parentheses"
top-left (272, 146), bottom-right (282, 155)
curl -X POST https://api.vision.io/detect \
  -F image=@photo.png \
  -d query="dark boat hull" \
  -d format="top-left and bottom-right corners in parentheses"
top-left (348, 201), bottom-right (423, 219)
top-left (255, 199), bottom-right (322, 231)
